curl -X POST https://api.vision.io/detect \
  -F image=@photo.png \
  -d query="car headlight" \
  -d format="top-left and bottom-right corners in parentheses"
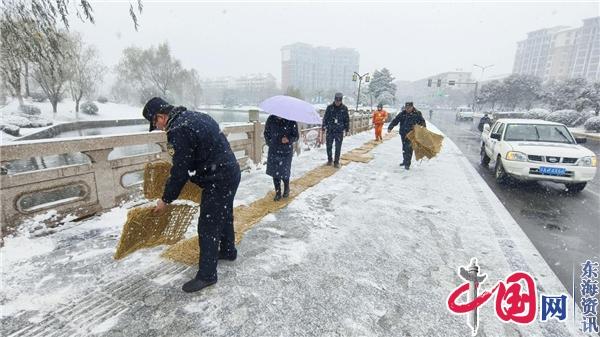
top-left (579, 156), bottom-right (597, 167)
top-left (506, 151), bottom-right (528, 161)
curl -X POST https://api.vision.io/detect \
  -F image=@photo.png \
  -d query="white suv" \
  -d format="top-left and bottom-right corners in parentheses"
top-left (480, 119), bottom-right (597, 193)
top-left (456, 107), bottom-right (474, 121)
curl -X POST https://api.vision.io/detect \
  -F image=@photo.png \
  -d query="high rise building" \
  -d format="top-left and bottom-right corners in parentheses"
top-left (512, 17), bottom-right (600, 82)
top-left (281, 43), bottom-right (359, 99)
top-left (512, 26), bottom-right (567, 80)
top-left (546, 28), bottom-right (578, 80)
top-left (570, 17), bottom-right (600, 81)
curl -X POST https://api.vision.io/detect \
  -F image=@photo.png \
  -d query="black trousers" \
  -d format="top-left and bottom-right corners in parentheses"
top-left (401, 135), bottom-right (414, 167)
top-left (326, 131), bottom-right (344, 163)
top-left (196, 169), bottom-right (241, 282)
top-left (273, 177), bottom-right (290, 193)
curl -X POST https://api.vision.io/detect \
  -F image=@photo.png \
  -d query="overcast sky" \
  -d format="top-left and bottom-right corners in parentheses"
top-left (73, 1), bottom-right (597, 84)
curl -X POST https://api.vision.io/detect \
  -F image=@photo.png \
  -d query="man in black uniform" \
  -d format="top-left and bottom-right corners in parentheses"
top-left (143, 97), bottom-right (241, 293)
top-left (387, 102), bottom-right (426, 170)
top-left (478, 113), bottom-right (492, 132)
top-left (322, 92), bottom-right (350, 168)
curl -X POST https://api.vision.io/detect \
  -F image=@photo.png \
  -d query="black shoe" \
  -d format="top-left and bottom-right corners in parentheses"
top-left (182, 278), bottom-right (216, 293)
top-left (404, 165), bottom-right (410, 170)
top-left (326, 160), bottom-right (333, 166)
top-left (399, 162), bottom-right (405, 166)
top-left (334, 162), bottom-right (340, 168)
top-left (274, 191), bottom-right (282, 201)
top-left (282, 189), bottom-right (290, 198)
top-left (218, 249), bottom-right (237, 261)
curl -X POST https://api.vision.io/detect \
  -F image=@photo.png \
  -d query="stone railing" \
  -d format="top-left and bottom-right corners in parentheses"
top-left (349, 113), bottom-right (371, 134)
top-left (0, 122), bottom-right (260, 233)
top-left (0, 112), bottom-right (371, 233)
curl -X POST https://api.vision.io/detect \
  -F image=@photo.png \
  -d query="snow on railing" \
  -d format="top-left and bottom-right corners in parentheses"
top-left (0, 112), bottom-right (372, 233)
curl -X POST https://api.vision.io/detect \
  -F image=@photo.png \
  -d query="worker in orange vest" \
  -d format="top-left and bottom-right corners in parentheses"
top-left (372, 103), bottom-right (388, 141)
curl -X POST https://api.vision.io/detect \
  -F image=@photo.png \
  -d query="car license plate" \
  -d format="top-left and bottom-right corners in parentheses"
top-left (539, 166), bottom-right (566, 176)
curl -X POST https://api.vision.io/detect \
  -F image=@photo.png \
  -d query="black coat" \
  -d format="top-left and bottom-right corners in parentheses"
top-left (388, 109), bottom-right (427, 136)
top-left (322, 103), bottom-right (350, 134)
top-left (162, 108), bottom-right (240, 203)
top-left (263, 116), bottom-right (299, 179)
top-left (478, 116), bottom-right (492, 132)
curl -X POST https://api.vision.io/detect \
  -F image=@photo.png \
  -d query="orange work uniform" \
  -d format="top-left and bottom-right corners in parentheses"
top-left (372, 109), bottom-right (388, 141)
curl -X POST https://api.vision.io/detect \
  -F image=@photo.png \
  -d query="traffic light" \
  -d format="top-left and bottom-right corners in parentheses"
top-left (437, 79), bottom-right (442, 87)
top-left (352, 73), bottom-right (357, 81)
top-left (365, 75), bottom-right (370, 82)
top-left (428, 79), bottom-right (432, 87)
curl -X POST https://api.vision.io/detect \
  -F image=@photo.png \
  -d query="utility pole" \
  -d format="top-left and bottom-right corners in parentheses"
top-left (473, 64), bottom-right (494, 82)
top-left (447, 80), bottom-right (479, 110)
top-left (353, 72), bottom-right (370, 112)
top-left (473, 64), bottom-right (493, 111)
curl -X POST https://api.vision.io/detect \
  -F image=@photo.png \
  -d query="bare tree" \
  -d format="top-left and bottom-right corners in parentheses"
top-left (22, 62), bottom-right (31, 97)
top-left (0, 0), bottom-right (143, 38)
top-left (116, 42), bottom-right (185, 102)
top-left (68, 34), bottom-right (105, 118)
top-left (30, 30), bottom-right (75, 116)
top-left (177, 69), bottom-right (202, 108)
top-left (0, 0), bottom-right (142, 106)
top-left (0, 15), bottom-right (25, 105)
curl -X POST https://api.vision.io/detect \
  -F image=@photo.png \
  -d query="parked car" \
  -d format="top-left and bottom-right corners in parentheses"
top-left (480, 119), bottom-right (597, 193)
top-left (455, 106), bottom-right (474, 121)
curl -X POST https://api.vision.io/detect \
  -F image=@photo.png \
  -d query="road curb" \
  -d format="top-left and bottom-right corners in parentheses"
top-left (429, 122), bottom-right (585, 336)
top-left (572, 131), bottom-right (600, 141)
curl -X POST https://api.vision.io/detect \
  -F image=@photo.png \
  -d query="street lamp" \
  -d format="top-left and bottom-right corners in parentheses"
top-left (472, 64), bottom-right (494, 111)
top-left (352, 72), bottom-right (370, 112)
top-left (473, 64), bottom-right (494, 81)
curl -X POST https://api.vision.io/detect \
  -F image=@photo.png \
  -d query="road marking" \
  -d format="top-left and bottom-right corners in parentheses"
top-left (584, 187), bottom-right (600, 199)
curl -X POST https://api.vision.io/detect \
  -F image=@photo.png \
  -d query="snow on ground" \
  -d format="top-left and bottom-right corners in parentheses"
top-left (569, 126), bottom-right (600, 140)
top-left (234, 131), bottom-right (373, 207)
top-left (198, 104), bottom-right (260, 111)
top-left (0, 98), bottom-right (141, 143)
top-left (0, 98), bottom-right (141, 123)
top-left (0, 127), bottom-right (587, 336)
top-left (0, 131), bottom-right (371, 319)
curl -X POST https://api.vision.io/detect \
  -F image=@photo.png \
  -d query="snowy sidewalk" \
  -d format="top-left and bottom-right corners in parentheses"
top-left (1, 129), bottom-right (587, 337)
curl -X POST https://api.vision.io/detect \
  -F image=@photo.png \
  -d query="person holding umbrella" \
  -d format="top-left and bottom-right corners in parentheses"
top-left (263, 115), bottom-right (299, 201)
top-left (259, 95), bottom-right (321, 200)
top-left (322, 92), bottom-right (350, 168)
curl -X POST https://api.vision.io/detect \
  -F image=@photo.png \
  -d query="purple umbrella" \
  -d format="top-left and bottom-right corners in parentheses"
top-left (259, 95), bottom-right (322, 124)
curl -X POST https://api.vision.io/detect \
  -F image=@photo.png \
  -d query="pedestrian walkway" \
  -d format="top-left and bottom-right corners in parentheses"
top-left (163, 134), bottom-right (393, 265)
top-left (0, 128), bottom-right (587, 337)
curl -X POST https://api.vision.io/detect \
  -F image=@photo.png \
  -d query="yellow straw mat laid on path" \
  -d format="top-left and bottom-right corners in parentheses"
top-left (162, 136), bottom-right (392, 265)
top-left (114, 203), bottom-right (198, 260)
top-left (114, 161), bottom-right (202, 260)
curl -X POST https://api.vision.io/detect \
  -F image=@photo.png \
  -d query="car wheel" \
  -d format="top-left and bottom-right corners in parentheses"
top-left (565, 182), bottom-right (586, 194)
top-left (495, 157), bottom-right (509, 184)
top-left (480, 146), bottom-right (490, 167)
